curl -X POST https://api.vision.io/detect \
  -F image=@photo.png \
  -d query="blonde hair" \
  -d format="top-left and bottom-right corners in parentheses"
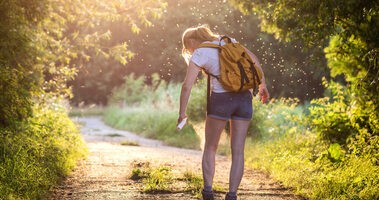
top-left (181, 25), bottom-right (219, 60)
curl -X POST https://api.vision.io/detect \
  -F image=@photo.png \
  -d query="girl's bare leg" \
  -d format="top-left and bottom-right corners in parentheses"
top-left (229, 119), bottom-right (250, 193)
top-left (202, 116), bottom-right (227, 188)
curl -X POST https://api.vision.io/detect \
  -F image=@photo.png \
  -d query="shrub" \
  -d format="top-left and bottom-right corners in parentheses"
top-left (249, 97), bottom-right (306, 140)
top-left (245, 80), bottom-right (379, 199)
top-left (0, 105), bottom-right (87, 199)
top-left (109, 73), bottom-right (149, 106)
top-left (308, 79), bottom-right (355, 144)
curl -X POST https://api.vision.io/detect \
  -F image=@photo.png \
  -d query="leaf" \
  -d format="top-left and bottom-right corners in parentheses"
top-left (328, 143), bottom-right (345, 162)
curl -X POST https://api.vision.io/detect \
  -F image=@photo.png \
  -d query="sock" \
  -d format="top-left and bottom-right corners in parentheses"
top-left (203, 185), bottom-right (213, 192)
top-left (227, 192), bottom-right (237, 197)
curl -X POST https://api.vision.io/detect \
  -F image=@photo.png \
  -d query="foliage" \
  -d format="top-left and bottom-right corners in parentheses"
top-left (0, 0), bottom-right (167, 126)
top-left (228, 0), bottom-right (379, 98)
top-left (243, 80), bottom-right (378, 199)
top-left (308, 79), bottom-right (379, 163)
top-left (0, 105), bottom-right (87, 199)
top-left (0, 0), bottom-right (45, 127)
top-left (109, 73), bottom-right (149, 105)
top-left (229, 1), bottom-right (379, 198)
top-left (130, 162), bottom-right (173, 192)
top-left (1, 0), bottom-right (165, 198)
top-left (229, 0), bottom-right (379, 136)
top-left (143, 166), bottom-right (173, 192)
top-left (249, 97), bottom-right (306, 140)
top-left (186, 78), bottom-right (207, 122)
top-left (183, 171), bottom-right (203, 197)
top-left (308, 79), bottom-right (355, 144)
top-left (70, 0), bottom-right (326, 105)
top-left (246, 131), bottom-right (379, 199)
top-left (243, 78), bottom-right (378, 199)
top-left (104, 74), bottom-right (200, 149)
top-left (67, 0), bottom-right (167, 105)
top-left (229, 0), bottom-right (379, 47)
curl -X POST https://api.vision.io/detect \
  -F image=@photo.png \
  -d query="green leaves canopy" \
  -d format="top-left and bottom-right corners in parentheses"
top-left (229, 0), bottom-right (378, 88)
top-left (229, 0), bottom-right (379, 159)
top-left (0, 0), bottom-right (166, 127)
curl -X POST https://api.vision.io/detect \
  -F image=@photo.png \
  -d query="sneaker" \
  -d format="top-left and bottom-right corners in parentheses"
top-left (225, 192), bottom-right (237, 200)
top-left (202, 189), bottom-right (214, 200)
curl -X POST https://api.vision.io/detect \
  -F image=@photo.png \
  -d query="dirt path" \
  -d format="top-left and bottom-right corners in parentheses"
top-left (49, 116), bottom-right (302, 200)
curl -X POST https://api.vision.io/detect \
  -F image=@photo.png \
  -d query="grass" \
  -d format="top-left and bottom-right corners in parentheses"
top-left (104, 106), bottom-right (200, 149)
top-left (129, 162), bottom-right (225, 198)
top-left (181, 170), bottom-right (226, 198)
top-left (129, 161), bottom-right (173, 192)
top-left (0, 105), bottom-right (87, 199)
top-left (182, 170), bottom-right (203, 196)
top-left (104, 74), bottom-right (206, 150)
top-left (245, 128), bottom-right (379, 199)
top-left (143, 166), bottom-right (173, 192)
top-left (120, 140), bottom-right (140, 146)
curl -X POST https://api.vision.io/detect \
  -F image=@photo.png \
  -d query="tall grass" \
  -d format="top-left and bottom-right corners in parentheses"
top-left (104, 73), bottom-right (201, 149)
top-left (0, 104), bottom-right (87, 199)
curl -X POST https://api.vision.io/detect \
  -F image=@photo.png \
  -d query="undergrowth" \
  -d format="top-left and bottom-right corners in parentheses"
top-left (0, 104), bottom-right (87, 199)
top-left (245, 81), bottom-right (379, 199)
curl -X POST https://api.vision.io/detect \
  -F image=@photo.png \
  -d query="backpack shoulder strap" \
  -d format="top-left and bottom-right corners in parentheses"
top-left (197, 42), bottom-right (221, 49)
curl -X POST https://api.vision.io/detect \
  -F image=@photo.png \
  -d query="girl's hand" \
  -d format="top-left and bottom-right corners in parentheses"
top-left (177, 114), bottom-right (187, 126)
top-left (259, 84), bottom-right (269, 104)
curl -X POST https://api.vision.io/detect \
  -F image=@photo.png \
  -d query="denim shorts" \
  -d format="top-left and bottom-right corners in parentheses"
top-left (207, 91), bottom-right (253, 121)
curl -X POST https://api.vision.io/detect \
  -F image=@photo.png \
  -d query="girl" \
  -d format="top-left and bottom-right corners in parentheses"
top-left (178, 25), bottom-right (269, 200)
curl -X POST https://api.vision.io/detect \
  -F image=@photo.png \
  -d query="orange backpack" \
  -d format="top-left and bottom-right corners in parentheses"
top-left (198, 36), bottom-right (262, 95)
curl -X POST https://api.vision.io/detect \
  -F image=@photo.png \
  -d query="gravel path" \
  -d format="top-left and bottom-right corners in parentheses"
top-left (49, 116), bottom-right (303, 200)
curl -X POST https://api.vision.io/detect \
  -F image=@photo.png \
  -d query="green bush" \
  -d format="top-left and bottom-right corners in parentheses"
top-left (308, 79), bottom-right (355, 145)
top-left (186, 78), bottom-right (207, 122)
top-left (249, 97), bottom-right (306, 140)
top-left (245, 80), bottom-right (379, 199)
top-left (0, 105), bottom-right (87, 199)
top-left (109, 73), bottom-right (150, 106)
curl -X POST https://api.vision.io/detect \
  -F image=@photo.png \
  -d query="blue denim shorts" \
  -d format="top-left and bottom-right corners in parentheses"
top-left (207, 91), bottom-right (253, 121)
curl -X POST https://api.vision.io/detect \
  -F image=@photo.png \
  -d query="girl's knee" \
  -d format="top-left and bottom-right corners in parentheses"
top-left (231, 148), bottom-right (244, 156)
top-left (204, 145), bottom-right (218, 153)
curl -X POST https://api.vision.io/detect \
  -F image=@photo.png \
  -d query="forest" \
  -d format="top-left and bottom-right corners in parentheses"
top-left (1, 0), bottom-right (378, 199)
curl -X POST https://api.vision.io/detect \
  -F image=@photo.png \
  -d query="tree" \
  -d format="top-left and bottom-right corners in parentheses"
top-left (229, 0), bottom-right (378, 97)
top-left (0, 0), bottom-right (47, 126)
top-left (229, 0), bottom-right (379, 151)
top-left (70, 0), bottom-right (327, 105)
top-left (0, 0), bottom-right (166, 127)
